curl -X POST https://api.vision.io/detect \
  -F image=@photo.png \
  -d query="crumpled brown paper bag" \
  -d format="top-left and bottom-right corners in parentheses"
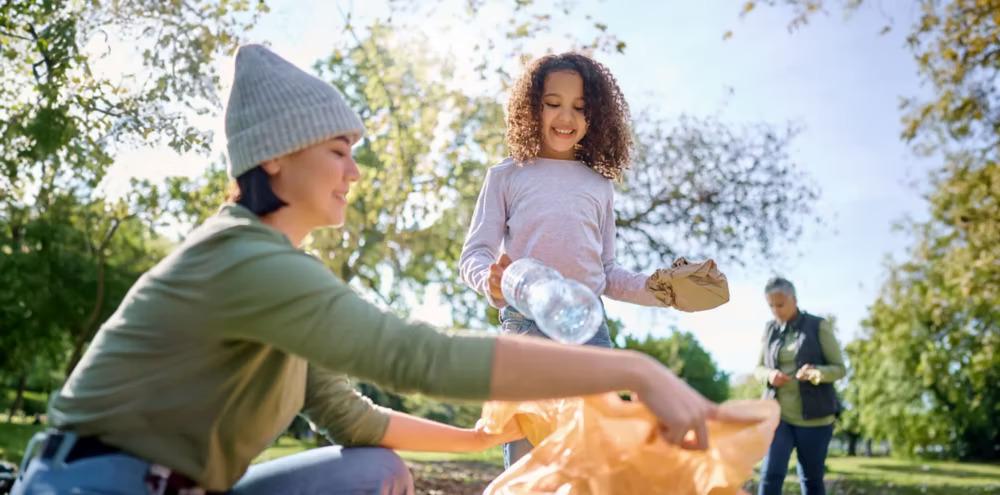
top-left (646, 258), bottom-right (730, 312)
top-left (479, 395), bottom-right (779, 495)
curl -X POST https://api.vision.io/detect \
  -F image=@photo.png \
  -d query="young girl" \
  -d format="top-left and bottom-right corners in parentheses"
top-left (460, 52), bottom-right (697, 466)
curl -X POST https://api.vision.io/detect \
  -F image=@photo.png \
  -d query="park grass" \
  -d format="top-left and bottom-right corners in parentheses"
top-left (252, 434), bottom-right (504, 465)
top-left (743, 456), bottom-right (1000, 495)
top-left (0, 421), bottom-right (45, 468)
top-left (825, 456), bottom-right (1000, 487)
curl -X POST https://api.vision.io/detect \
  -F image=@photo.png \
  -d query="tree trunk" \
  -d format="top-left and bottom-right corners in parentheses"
top-left (66, 218), bottom-right (125, 376)
top-left (65, 256), bottom-right (106, 376)
top-left (864, 438), bottom-right (873, 457)
top-left (847, 433), bottom-right (859, 456)
top-left (6, 373), bottom-right (27, 423)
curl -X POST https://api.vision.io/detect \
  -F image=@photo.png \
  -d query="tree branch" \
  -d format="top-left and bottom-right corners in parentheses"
top-left (25, 23), bottom-right (54, 85)
top-left (0, 28), bottom-right (33, 41)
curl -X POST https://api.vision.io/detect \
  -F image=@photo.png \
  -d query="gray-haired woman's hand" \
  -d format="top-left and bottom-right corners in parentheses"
top-left (769, 370), bottom-right (791, 387)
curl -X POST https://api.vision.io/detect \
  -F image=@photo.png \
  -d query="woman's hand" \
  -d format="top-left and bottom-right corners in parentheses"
top-left (473, 417), bottom-right (525, 449)
top-left (636, 358), bottom-right (719, 449)
top-left (380, 411), bottom-right (523, 452)
top-left (490, 339), bottom-right (726, 450)
top-left (769, 370), bottom-right (791, 388)
top-left (488, 253), bottom-right (513, 307)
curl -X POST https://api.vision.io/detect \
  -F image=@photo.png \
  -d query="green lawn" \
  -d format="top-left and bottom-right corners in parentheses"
top-left (252, 435), bottom-right (504, 465)
top-left (827, 456), bottom-right (1000, 487)
top-left (734, 455), bottom-right (999, 494)
top-left (0, 422), bottom-right (45, 468)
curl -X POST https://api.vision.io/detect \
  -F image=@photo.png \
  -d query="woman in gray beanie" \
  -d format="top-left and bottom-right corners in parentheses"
top-left (12, 45), bottom-right (718, 495)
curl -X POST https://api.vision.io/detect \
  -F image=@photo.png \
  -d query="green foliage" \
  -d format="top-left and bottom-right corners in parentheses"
top-left (402, 395), bottom-right (482, 429)
top-left (0, 0), bottom-right (264, 378)
top-left (0, 389), bottom-right (48, 417)
top-left (849, 161), bottom-right (998, 460)
top-left (307, 23), bottom-right (507, 321)
top-left (622, 330), bottom-right (731, 402)
top-left (0, 198), bottom-right (164, 377)
top-left (728, 374), bottom-right (764, 401)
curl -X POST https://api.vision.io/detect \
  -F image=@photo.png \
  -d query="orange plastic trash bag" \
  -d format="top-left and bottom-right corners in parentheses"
top-left (478, 395), bottom-right (779, 495)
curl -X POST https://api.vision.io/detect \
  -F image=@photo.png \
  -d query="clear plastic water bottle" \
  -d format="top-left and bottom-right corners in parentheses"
top-left (500, 258), bottom-right (604, 345)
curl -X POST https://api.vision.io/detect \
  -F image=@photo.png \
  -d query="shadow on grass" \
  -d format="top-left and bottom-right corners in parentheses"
top-left (744, 478), bottom-right (1000, 495)
top-left (860, 462), bottom-right (1000, 481)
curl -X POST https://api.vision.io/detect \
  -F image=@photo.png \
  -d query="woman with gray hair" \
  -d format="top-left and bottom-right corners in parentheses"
top-left (755, 277), bottom-right (846, 495)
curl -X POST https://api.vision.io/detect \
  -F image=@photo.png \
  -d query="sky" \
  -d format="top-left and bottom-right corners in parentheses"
top-left (97, 1), bottom-right (940, 376)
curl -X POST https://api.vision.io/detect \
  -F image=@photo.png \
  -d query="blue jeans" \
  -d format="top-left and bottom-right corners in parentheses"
top-left (758, 420), bottom-right (834, 495)
top-left (13, 439), bottom-right (413, 494)
top-left (498, 306), bottom-right (612, 468)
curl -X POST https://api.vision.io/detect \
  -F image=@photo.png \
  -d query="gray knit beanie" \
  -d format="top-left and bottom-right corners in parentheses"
top-left (224, 44), bottom-right (365, 178)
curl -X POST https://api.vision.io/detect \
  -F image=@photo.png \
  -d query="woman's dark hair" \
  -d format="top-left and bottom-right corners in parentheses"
top-left (506, 52), bottom-right (632, 180)
top-left (226, 166), bottom-right (287, 216)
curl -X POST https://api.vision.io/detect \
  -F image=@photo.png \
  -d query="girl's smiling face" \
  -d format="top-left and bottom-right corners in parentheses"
top-left (538, 70), bottom-right (587, 160)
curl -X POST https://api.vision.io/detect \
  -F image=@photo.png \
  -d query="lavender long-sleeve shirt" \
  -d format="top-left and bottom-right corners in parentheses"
top-left (460, 158), bottom-right (663, 309)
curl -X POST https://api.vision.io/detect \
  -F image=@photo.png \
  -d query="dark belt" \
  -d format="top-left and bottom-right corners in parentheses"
top-left (39, 432), bottom-right (221, 494)
top-left (40, 432), bottom-right (120, 463)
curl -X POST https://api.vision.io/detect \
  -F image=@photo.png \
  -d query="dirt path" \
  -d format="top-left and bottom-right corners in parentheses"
top-left (408, 460), bottom-right (503, 494)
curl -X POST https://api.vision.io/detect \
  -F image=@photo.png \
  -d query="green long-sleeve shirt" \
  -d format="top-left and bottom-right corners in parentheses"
top-left (49, 204), bottom-right (496, 490)
top-left (753, 317), bottom-right (845, 426)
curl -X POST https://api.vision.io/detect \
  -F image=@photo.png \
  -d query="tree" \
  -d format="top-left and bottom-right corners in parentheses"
top-left (836, 340), bottom-right (864, 456)
top-left (847, 161), bottom-right (999, 460)
top-left (617, 116), bottom-right (817, 269)
top-left (0, 192), bottom-right (168, 420)
top-left (307, 23), bottom-right (508, 314)
top-left (0, 0), bottom-right (266, 378)
top-left (622, 330), bottom-right (731, 402)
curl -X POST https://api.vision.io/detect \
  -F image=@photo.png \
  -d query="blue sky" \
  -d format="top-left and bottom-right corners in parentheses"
top-left (100, 1), bottom-right (939, 376)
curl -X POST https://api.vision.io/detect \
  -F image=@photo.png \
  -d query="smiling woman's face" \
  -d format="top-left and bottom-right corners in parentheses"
top-left (262, 136), bottom-right (360, 228)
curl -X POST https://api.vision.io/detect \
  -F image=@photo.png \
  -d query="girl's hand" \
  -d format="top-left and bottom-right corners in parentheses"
top-left (488, 253), bottom-right (513, 307)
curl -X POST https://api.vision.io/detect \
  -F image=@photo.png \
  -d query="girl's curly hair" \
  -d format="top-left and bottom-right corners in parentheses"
top-left (506, 52), bottom-right (632, 180)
